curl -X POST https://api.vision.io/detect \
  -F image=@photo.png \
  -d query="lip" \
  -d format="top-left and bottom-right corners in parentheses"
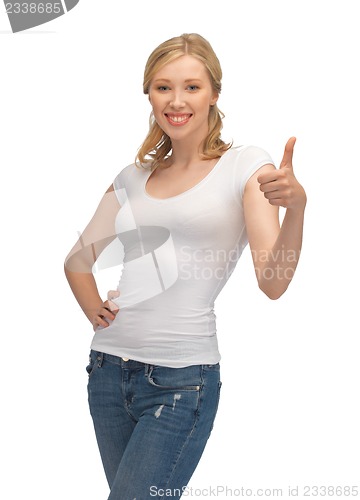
top-left (165, 113), bottom-right (192, 126)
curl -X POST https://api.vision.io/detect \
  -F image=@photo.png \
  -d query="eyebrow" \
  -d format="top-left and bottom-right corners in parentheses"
top-left (152, 78), bottom-right (203, 83)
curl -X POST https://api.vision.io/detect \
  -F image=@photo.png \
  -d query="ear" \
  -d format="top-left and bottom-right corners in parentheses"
top-left (210, 92), bottom-right (219, 106)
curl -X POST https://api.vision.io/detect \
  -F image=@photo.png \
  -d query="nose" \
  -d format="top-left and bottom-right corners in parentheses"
top-left (169, 90), bottom-right (185, 109)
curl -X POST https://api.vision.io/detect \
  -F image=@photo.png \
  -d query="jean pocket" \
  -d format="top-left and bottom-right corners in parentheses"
top-left (85, 353), bottom-right (98, 378)
top-left (146, 365), bottom-right (201, 391)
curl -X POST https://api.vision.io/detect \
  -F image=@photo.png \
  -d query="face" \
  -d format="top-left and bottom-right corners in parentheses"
top-left (148, 55), bottom-right (218, 146)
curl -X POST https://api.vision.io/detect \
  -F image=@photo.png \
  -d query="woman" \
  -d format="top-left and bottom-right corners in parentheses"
top-left (64, 33), bottom-right (306, 499)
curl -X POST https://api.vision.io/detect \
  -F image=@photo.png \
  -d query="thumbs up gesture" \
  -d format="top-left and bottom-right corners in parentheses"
top-left (257, 137), bottom-right (307, 211)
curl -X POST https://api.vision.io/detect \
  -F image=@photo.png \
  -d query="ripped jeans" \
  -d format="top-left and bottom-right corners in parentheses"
top-left (86, 350), bottom-right (222, 500)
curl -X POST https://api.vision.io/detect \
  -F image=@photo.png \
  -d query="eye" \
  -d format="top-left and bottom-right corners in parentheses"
top-left (157, 86), bottom-right (170, 91)
top-left (187, 85), bottom-right (199, 91)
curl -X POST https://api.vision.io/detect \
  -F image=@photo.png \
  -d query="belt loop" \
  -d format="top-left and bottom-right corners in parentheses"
top-left (147, 364), bottom-right (154, 378)
top-left (145, 364), bottom-right (153, 377)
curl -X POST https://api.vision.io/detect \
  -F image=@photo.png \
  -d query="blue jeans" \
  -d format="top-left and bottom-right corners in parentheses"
top-left (86, 350), bottom-right (222, 499)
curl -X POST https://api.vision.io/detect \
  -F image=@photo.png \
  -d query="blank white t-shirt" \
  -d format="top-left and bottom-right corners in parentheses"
top-left (90, 145), bottom-right (275, 367)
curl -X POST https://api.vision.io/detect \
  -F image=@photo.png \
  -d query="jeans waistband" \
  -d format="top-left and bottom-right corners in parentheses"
top-left (90, 350), bottom-right (146, 369)
top-left (89, 349), bottom-right (220, 371)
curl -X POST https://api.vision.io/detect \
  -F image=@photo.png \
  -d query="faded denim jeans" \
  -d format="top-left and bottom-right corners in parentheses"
top-left (86, 350), bottom-right (222, 499)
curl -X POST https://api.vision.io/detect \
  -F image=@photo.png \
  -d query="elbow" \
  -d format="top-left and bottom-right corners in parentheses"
top-left (64, 253), bottom-right (93, 274)
top-left (258, 282), bottom-right (288, 300)
top-left (263, 289), bottom-right (284, 300)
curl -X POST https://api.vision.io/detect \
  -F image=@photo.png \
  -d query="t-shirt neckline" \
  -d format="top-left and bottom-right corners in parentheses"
top-left (143, 148), bottom-right (232, 203)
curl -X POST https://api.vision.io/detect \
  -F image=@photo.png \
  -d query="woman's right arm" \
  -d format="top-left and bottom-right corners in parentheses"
top-left (64, 184), bottom-right (121, 329)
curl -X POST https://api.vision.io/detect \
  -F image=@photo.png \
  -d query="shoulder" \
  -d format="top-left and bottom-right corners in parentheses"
top-left (113, 162), bottom-right (149, 188)
top-left (228, 145), bottom-right (275, 199)
top-left (229, 145), bottom-right (274, 165)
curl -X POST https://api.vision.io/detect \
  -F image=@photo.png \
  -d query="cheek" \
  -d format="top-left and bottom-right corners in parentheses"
top-left (151, 104), bottom-right (166, 126)
top-left (197, 97), bottom-right (213, 116)
top-left (197, 92), bottom-right (214, 108)
top-left (152, 106), bottom-right (163, 123)
top-left (150, 96), bottom-right (164, 114)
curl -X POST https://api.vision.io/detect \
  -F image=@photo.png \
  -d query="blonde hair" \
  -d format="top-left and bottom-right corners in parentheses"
top-left (136, 33), bottom-right (232, 171)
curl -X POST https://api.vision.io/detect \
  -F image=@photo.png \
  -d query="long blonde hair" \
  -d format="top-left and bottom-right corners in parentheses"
top-left (136, 33), bottom-right (232, 171)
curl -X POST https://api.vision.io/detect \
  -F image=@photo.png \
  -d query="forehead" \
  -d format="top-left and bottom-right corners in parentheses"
top-left (153, 54), bottom-right (209, 81)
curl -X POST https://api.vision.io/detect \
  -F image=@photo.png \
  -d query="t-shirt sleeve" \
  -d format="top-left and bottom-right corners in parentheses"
top-left (112, 165), bottom-right (132, 206)
top-left (233, 145), bottom-right (275, 201)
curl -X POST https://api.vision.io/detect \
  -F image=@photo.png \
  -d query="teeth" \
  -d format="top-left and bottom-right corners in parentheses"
top-left (168, 115), bottom-right (190, 123)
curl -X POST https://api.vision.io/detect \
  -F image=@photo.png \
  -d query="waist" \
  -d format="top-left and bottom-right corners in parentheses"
top-left (90, 325), bottom-right (220, 368)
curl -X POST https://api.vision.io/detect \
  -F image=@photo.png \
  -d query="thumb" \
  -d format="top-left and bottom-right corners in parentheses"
top-left (280, 136), bottom-right (296, 169)
top-left (107, 290), bottom-right (120, 312)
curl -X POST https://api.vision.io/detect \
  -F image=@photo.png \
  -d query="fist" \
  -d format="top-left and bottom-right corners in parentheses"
top-left (257, 137), bottom-right (307, 210)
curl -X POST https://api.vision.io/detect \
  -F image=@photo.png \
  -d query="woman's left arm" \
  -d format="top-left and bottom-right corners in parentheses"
top-left (243, 137), bottom-right (307, 299)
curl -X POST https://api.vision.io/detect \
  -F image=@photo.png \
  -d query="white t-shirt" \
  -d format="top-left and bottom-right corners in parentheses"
top-left (90, 145), bottom-right (275, 367)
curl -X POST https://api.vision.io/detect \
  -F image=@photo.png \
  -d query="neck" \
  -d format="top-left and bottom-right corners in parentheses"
top-left (169, 138), bottom-right (205, 167)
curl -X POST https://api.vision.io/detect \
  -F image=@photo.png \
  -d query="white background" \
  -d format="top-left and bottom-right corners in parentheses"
top-left (1, 0), bottom-right (359, 498)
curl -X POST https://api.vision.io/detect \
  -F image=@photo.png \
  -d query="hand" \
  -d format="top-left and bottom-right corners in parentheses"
top-left (93, 290), bottom-right (120, 331)
top-left (257, 137), bottom-right (307, 210)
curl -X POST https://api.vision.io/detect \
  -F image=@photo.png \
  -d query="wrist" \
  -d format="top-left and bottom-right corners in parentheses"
top-left (287, 196), bottom-right (307, 215)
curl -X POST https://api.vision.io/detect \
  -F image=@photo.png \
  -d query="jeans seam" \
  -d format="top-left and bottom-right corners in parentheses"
top-left (121, 370), bottom-right (140, 424)
top-left (159, 387), bottom-right (202, 498)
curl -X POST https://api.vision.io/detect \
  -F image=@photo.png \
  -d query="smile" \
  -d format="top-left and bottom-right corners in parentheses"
top-left (165, 114), bottom-right (192, 126)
